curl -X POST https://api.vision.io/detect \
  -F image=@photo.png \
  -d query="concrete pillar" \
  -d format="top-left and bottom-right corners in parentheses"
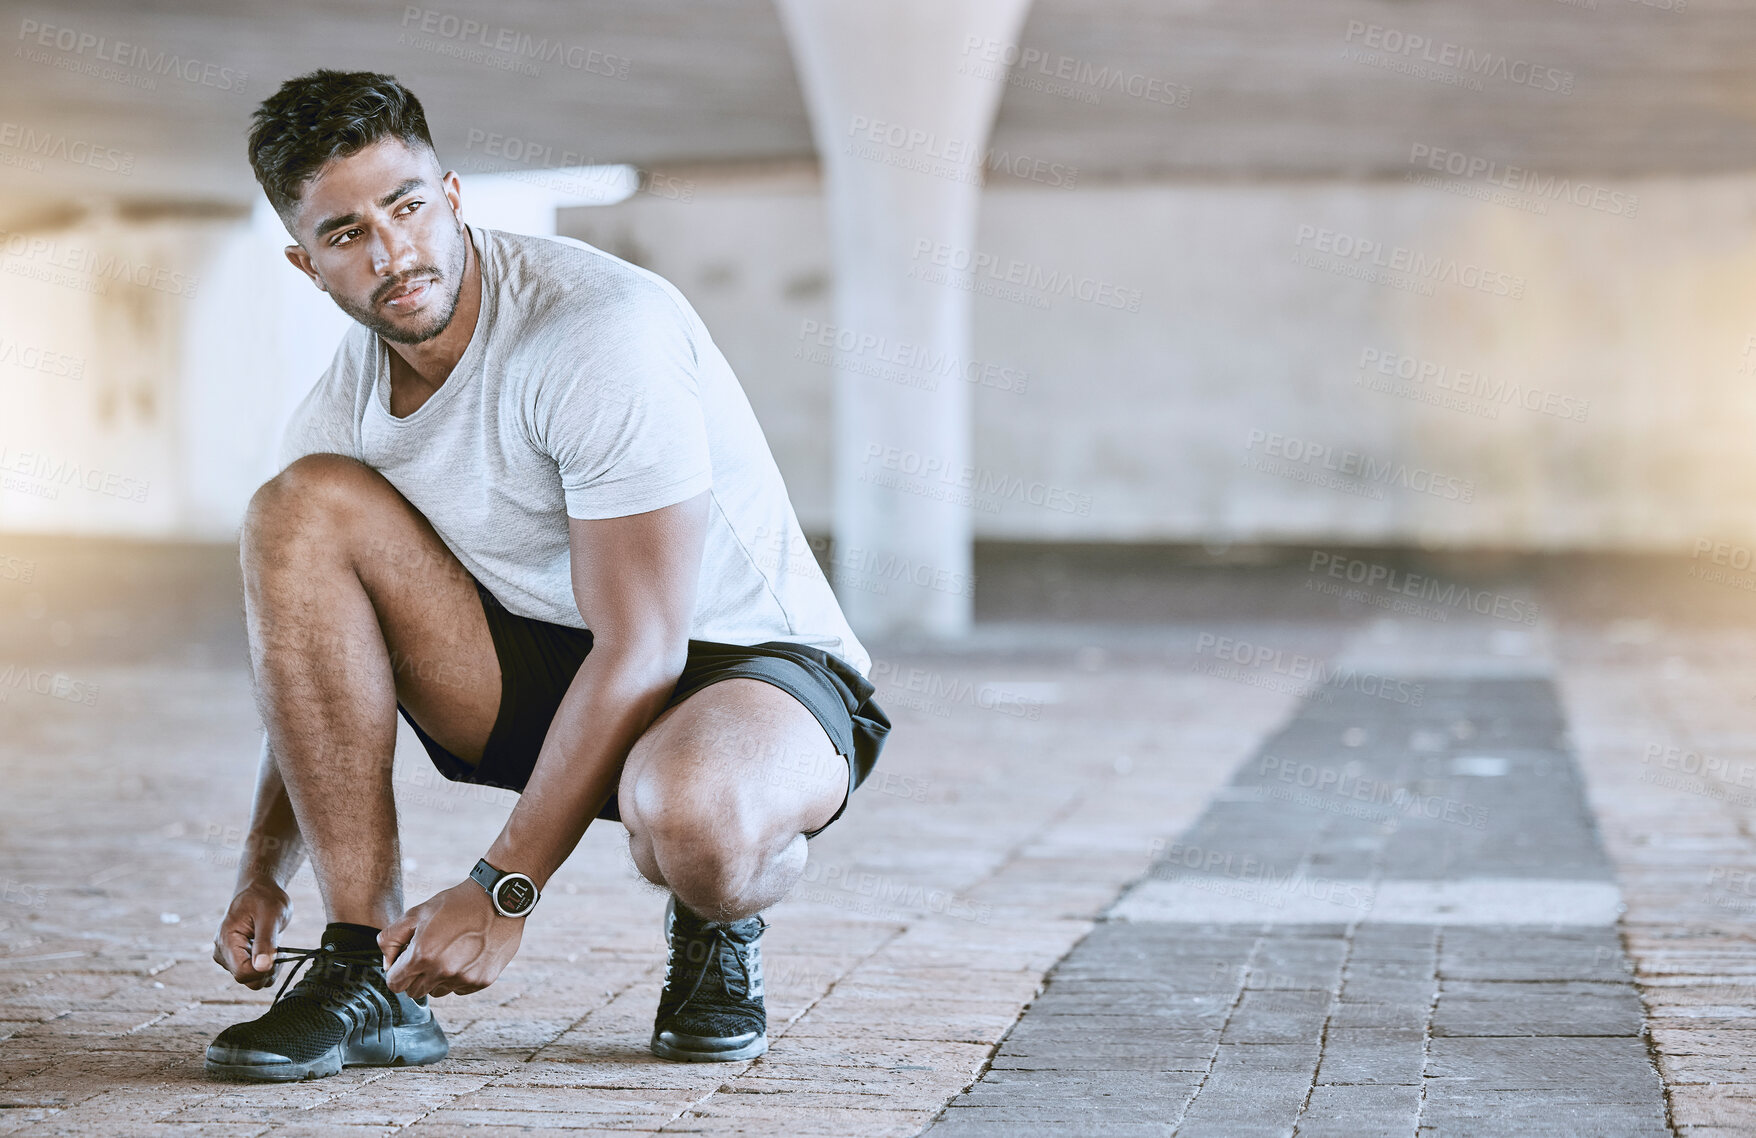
top-left (775, 0), bottom-right (1033, 638)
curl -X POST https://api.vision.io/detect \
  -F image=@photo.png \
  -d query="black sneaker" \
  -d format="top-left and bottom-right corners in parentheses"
top-left (649, 897), bottom-right (767, 1062)
top-left (204, 922), bottom-right (449, 1082)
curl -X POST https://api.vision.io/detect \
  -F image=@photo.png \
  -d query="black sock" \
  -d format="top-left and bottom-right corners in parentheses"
top-left (321, 922), bottom-right (382, 955)
top-left (672, 896), bottom-right (723, 928)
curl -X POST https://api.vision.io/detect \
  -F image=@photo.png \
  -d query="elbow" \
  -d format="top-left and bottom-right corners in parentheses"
top-left (650, 637), bottom-right (689, 686)
top-left (592, 628), bottom-right (689, 692)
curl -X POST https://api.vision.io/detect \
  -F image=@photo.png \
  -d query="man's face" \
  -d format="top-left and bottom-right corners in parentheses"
top-left (285, 137), bottom-right (468, 345)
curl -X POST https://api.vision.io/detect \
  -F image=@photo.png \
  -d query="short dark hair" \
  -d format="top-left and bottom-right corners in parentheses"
top-left (248, 70), bottom-right (436, 222)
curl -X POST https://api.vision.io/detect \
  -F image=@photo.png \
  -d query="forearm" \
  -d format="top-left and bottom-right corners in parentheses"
top-left (234, 738), bottom-right (307, 889)
top-left (484, 646), bottom-right (680, 887)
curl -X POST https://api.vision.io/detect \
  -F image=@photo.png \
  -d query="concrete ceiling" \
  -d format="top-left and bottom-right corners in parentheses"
top-left (1, 0), bottom-right (1752, 219)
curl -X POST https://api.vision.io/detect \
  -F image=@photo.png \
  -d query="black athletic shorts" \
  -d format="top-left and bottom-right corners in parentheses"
top-left (397, 581), bottom-right (891, 838)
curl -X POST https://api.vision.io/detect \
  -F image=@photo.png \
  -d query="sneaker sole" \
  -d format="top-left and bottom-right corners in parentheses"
top-left (203, 1050), bottom-right (343, 1083)
top-left (648, 1031), bottom-right (768, 1063)
top-left (204, 1020), bottom-right (449, 1082)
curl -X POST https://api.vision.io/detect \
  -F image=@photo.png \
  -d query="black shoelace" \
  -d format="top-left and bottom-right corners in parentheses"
top-left (268, 946), bottom-right (385, 1007)
top-left (665, 919), bottom-right (762, 1013)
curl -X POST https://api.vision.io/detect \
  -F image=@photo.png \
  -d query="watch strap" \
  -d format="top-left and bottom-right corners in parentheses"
top-left (470, 858), bottom-right (539, 917)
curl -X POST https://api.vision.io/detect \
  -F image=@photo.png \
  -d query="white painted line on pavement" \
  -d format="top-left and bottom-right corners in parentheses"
top-left (1112, 877), bottom-right (1622, 926)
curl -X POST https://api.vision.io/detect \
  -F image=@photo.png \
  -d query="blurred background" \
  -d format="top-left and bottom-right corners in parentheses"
top-left (3, 0), bottom-right (1751, 636)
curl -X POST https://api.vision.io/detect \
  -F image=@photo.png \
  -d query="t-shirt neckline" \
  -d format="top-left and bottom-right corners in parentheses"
top-left (370, 224), bottom-right (494, 426)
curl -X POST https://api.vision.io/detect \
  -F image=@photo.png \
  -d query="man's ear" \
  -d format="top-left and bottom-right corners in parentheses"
top-left (282, 244), bottom-right (327, 293)
top-left (441, 168), bottom-right (463, 224)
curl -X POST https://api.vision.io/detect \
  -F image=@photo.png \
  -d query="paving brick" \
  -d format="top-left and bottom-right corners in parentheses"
top-left (1438, 927), bottom-right (1627, 982)
top-left (1295, 1083), bottom-right (1421, 1137)
top-left (1312, 1028), bottom-right (1427, 1087)
top-left (1424, 1035), bottom-right (1663, 1090)
top-left (929, 1109), bottom-right (1175, 1137)
top-left (1218, 990), bottom-right (1331, 1044)
top-left (1417, 1085), bottom-right (1671, 1137)
top-left (1432, 979), bottom-right (1645, 1037)
top-left (1666, 1083), bottom-right (1756, 1129)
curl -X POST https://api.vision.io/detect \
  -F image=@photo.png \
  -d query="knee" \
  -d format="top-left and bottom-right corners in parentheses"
top-left (243, 454), bottom-right (385, 562)
top-left (624, 771), bottom-right (775, 915)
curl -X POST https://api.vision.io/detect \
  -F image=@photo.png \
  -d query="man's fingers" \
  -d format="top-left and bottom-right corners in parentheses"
top-left (223, 927), bottom-right (257, 977)
top-left (426, 975), bottom-right (472, 1000)
top-left (383, 933), bottom-right (421, 992)
top-left (379, 917), bottom-right (416, 971)
top-left (400, 970), bottom-right (433, 1001)
top-left (250, 924), bottom-right (279, 974)
top-left (386, 958), bottom-right (467, 1001)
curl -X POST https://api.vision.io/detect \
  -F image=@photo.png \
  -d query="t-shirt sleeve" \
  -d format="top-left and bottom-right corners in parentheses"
top-left (532, 288), bottom-right (714, 520)
top-left (278, 334), bottom-right (366, 469)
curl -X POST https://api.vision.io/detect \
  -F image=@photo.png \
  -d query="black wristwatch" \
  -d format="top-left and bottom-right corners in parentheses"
top-left (470, 858), bottom-right (540, 918)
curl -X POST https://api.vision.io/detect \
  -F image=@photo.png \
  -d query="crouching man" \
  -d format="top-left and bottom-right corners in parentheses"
top-left (205, 69), bottom-right (888, 1081)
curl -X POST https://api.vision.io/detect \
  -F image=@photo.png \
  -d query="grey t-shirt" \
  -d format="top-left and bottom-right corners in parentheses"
top-left (280, 226), bottom-right (867, 675)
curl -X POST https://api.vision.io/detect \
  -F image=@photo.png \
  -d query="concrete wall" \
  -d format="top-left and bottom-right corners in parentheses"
top-left (562, 167), bottom-right (1756, 551)
top-left (0, 203), bottom-right (349, 538)
top-left (5, 167), bottom-right (1756, 551)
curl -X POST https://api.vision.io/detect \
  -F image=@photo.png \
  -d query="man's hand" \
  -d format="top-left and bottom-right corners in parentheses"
top-left (213, 878), bottom-right (292, 989)
top-left (379, 880), bottom-right (524, 1000)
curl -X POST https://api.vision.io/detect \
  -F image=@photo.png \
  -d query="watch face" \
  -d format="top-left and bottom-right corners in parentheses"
top-left (495, 875), bottom-right (538, 915)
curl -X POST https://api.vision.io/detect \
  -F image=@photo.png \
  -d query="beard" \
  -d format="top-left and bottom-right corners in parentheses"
top-left (331, 222), bottom-right (470, 345)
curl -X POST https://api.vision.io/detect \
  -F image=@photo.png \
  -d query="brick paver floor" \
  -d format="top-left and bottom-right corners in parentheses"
top-left (930, 674), bottom-right (1666, 1136)
top-left (1, 542), bottom-right (1752, 1135)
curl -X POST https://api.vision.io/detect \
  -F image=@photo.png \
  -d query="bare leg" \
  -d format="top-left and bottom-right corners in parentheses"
top-left (617, 678), bottom-right (848, 922)
top-left (241, 454), bottom-right (501, 928)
